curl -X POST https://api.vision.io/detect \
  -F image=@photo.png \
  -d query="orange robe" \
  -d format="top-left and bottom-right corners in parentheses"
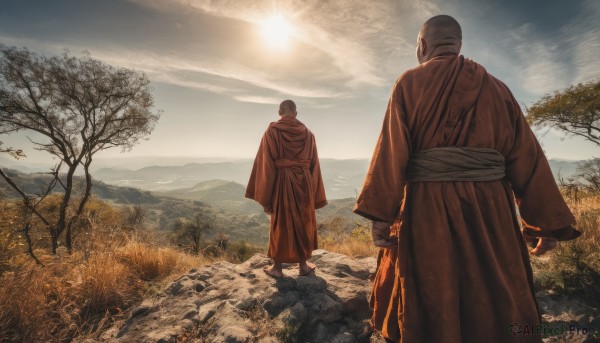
top-left (246, 116), bottom-right (327, 263)
top-left (354, 54), bottom-right (581, 343)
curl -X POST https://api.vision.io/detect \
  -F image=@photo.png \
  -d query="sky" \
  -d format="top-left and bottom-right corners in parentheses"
top-left (0, 0), bottom-right (599, 165)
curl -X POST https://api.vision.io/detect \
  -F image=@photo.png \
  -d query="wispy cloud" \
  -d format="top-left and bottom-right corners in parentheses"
top-left (127, 0), bottom-right (420, 88)
top-left (233, 95), bottom-right (281, 105)
top-left (508, 0), bottom-right (600, 97)
top-left (3, 0), bottom-right (433, 103)
top-left (0, 33), bottom-right (342, 101)
top-left (509, 23), bottom-right (569, 96)
top-left (565, 0), bottom-right (600, 84)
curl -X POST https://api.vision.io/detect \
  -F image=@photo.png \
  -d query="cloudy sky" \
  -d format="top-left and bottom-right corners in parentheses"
top-left (1, 0), bottom-right (599, 164)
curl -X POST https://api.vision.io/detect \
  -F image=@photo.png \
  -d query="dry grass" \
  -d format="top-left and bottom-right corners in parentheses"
top-left (319, 225), bottom-right (379, 258)
top-left (0, 241), bottom-right (207, 342)
top-left (77, 253), bottom-right (134, 317)
top-left (531, 194), bottom-right (600, 304)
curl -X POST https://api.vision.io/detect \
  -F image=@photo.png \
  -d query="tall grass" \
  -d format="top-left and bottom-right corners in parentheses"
top-left (319, 225), bottom-right (379, 258)
top-left (0, 241), bottom-right (207, 342)
top-left (531, 194), bottom-right (600, 305)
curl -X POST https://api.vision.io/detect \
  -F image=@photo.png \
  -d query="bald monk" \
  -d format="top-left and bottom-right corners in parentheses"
top-left (246, 100), bottom-right (327, 278)
top-left (354, 15), bottom-right (582, 343)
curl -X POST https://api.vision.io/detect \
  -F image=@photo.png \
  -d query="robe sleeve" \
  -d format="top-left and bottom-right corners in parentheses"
top-left (245, 128), bottom-right (277, 214)
top-left (353, 83), bottom-right (411, 223)
top-left (310, 135), bottom-right (328, 209)
top-left (504, 91), bottom-right (581, 241)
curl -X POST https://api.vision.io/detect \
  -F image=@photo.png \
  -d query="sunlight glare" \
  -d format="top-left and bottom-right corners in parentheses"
top-left (260, 15), bottom-right (293, 50)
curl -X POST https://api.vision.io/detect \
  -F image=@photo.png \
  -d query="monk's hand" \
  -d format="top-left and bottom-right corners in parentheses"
top-left (372, 221), bottom-right (395, 248)
top-left (530, 237), bottom-right (558, 256)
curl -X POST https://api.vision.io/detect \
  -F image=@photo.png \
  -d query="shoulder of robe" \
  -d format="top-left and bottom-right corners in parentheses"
top-left (267, 121), bottom-right (279, 131)
top-left (264, 123), bottom-right (280, 138)
top-left (393, 63), bottom-right (432, 97)
top-left (486, 73), bottom-right (521, 106)
top-left (396, 64), bottom-right (424, 86)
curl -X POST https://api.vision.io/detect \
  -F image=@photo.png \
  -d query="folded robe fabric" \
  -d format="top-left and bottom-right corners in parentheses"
top-left (354, 53), bottom-right (581, 343)
top-left (406, 146), bottom-right (505, 182)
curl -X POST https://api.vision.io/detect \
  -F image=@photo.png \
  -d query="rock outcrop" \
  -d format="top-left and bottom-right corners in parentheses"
top-left (95, 250), bottom-right (377, 343)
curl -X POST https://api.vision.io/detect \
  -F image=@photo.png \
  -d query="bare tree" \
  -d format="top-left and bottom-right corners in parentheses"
top-left (173, 213), bottom-right (215, 255)
top-left (574, 158), bottom-right (600, 193)
top-left (0, 45), bottom-right (160, 253)
top-left (122, 204), bottom-right (146, 231)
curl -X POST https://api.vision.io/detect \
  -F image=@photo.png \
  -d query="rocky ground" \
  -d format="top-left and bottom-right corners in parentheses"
top-left (89, 250), bottom-right (377, 343)
top-left (537, 291), bottom-right (599, 343)
top-left (78, 249), bottom-right (599, 343)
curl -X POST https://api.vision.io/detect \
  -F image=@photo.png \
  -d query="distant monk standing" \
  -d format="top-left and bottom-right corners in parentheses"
top-left (354, 15), bottom-right (581, 342)
top-left (246, 100), bottom-right (327, 278)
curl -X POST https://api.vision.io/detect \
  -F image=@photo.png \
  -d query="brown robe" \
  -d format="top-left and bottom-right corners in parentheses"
top-left (246, 115), bottom-right (327, 263)
top-left (354, 54), bottom-right (581, 343)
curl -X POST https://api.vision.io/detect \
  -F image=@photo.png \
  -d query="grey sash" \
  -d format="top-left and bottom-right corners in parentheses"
top-left (406, 147), bottom-right (505, 182)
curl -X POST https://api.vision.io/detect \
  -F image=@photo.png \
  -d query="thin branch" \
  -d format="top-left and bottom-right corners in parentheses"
top-left (0, 168), bottom-right (51, 227)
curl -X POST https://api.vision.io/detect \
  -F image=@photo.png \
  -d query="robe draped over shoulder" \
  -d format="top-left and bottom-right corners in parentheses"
top-left (354, 54), bottom-right (580, 343)
top-left (246, 116), bottom-right (327, 263)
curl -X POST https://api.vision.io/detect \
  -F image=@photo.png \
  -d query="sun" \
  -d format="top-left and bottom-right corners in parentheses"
top-left (260, 15), bottom-right (293, 50)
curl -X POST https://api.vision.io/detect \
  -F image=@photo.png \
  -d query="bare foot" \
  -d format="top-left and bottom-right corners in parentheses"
top-left (530, 237), bottom-right (558, 256)
top-left (299, 261), bottom-right (316, 276)
top-left (263, 265), bottom-right (284, 279)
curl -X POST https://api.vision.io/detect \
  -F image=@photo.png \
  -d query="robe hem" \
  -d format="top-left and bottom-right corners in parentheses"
top-left (523, 224), bottom-right (582, 241)
top-left (352, 204), bottom-right (393, 223)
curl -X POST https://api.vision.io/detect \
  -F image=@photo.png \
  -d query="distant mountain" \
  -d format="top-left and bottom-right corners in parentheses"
top-left (0, 156), bottom-right (53, 173)
top-left (3, 156), bottom-right (582, 200)
top-left (94, 161), bottom-right (253, 191)
top-left (155, 179), bottom-right (261, 215)
top-left (548, 159), bottom-right (579, 181)
top-left (94, 158), bottom-right (370, 199)
top-left (0, 168), bottom-right (161, 204)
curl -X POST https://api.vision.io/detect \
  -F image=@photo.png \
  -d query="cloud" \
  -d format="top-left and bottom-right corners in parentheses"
top-left (405, 0), bottom-right (440, 17)
top-left (4, 0), bottom-right (433, 103)
top-left (565, 0), bottom-right (600, 84)
top-left (508, 23), bottom-right (570, 96)
top-left (233, 95), bottom-right (281, 104)
top-left (0, 34), bottom-right (343, 100)
top-left (126, 0), bottom-right (422, 88)
top-left (507, 1), bottom-right (600, 97)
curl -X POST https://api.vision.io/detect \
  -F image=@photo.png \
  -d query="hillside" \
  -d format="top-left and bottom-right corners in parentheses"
top-left (0, 168), bottom-right (161, 205)
top-left (0, 169), bottom-right (365, 246)
top-left (0, 169), bottom-right (271, 244)
top-left (0, 156), bottom-right (585, 245)
top-left (155, 179), bottom-right (261, 215)
top-left (156, 179), bottom-right (362, 224)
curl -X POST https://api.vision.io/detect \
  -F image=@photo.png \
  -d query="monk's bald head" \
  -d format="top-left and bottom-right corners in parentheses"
top-left (279, 99), bottom-right (297, 117)
top-left (416, 15), bottom-right (462, 64)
